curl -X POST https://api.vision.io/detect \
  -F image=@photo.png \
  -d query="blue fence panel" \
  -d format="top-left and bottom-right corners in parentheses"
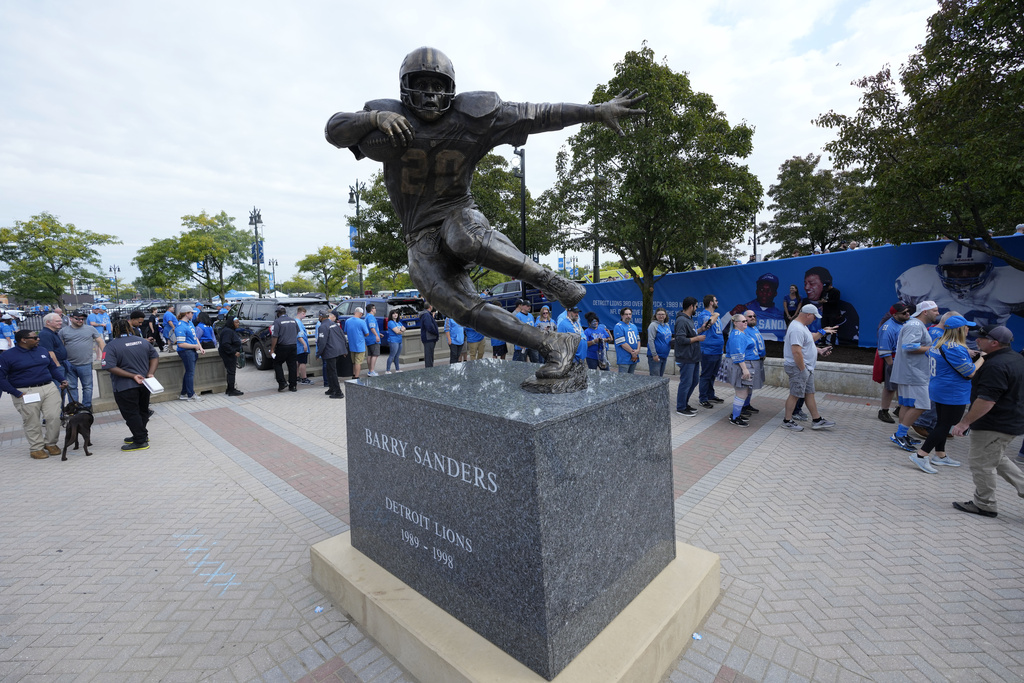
top-left (555, 237), bottom-right (1024, 351)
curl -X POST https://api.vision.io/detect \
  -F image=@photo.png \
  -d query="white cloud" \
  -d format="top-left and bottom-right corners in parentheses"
top-left (0, 0), bottom-right (936, 281)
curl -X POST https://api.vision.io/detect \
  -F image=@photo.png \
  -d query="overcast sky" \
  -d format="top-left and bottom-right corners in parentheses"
top-left (0, 0), bottom-right (937, 286)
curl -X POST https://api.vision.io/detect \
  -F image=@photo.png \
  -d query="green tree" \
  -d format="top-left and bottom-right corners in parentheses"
top-left (133, 211), bottom-right (256, 300)
top-left (365, 265), bottom-right (413, 294)
top-left (552, 44), bottom-right (761, 333)
top-left (295, 246), bottom-right (357, 298)
top-left (763, 154), bottom-right (870, 256)
top-left (0, 212), bottom-right (121, 306)
top-left (279, 275), bottom-right (318, 295)
top-left (815, 0), bottom-right (1024, 269)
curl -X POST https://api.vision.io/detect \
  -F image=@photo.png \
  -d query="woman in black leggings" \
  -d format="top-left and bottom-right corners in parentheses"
top-left (915, 317), bottom-right (983, 467)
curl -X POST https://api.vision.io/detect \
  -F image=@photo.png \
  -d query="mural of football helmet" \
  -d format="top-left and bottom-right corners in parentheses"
top-left (399, 47), bottom-right (456, 122)
top-left (936, 241), bottom-right (993, 294)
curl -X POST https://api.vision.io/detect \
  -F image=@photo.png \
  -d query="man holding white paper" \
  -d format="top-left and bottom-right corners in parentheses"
top-left (102, 320), bottom-right (160, 452)
top-left (0, 329), bottom-right (68, 459)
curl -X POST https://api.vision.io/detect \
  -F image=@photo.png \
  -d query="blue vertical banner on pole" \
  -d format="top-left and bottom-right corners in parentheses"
top-left (550, 237), bottom-right (1024, 350)
top-left (350, 226), bottom-right (358, 253)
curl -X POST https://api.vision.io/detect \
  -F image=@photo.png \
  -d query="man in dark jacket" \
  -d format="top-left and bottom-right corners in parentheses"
top-left (218, 315), bottom-right (244, 397)
top-left (317, 311), bottom-right (349, 399)
top-left (419, 303), bottom-right (439, 368)
top-left (674, 297), bottom-right (707, 417)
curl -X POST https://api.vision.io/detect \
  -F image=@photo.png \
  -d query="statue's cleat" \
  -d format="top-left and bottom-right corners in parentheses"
top-left (531, 272), bottom-right (586, 308)
top-left (536, 332), bottom-right (581, 379)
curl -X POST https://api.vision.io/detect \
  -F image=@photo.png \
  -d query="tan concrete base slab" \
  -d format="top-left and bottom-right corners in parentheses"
top-left (311, 532), bottom-right (720, 683)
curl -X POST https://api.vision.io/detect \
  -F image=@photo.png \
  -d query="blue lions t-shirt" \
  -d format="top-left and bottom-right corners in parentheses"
top-left (928, 343), bottom-right (974, 405)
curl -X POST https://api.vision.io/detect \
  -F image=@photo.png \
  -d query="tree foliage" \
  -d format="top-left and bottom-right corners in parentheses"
top-left (295, 246), bottom-right (357, 298)
top-left (133, 211), bottom-right (256, 300)
top-left (815, 0), bottom-right (1024, 269)
top-left (763, 154), bottom-right (871, 256)
top-left (552, 44), bottom-right (762, 332)
top-left (365, 265), bottom-right (412, 294)
top-left (0, 212), bottom-right (121, 306)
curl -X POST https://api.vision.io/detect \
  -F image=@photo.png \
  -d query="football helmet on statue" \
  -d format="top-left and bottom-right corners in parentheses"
top-left (399, 47), bottom-right (456, 121)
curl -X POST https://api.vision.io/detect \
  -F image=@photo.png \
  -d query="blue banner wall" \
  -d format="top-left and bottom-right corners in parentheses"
top-left (562, 237), bottom-right (1024, 350)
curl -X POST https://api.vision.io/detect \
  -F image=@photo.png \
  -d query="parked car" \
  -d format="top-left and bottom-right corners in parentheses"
top-left (216, 297), bottom-right (330, 370)
top-left (332, 296), bottom-right (427, 351)
top-left (484, 280), bottom-right (552, 314)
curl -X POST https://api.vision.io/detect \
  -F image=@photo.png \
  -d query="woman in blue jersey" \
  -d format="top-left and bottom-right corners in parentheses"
top-left (915, 316), bottom-right (983, 467)
top-left (646, 307), bottom-right (673, 377)
top-left (385, 310), bottom-right (406, 373)
top-left (725, 314), bottom-right (755, 427)
top-left (174, 305), bottom-right (205, 401)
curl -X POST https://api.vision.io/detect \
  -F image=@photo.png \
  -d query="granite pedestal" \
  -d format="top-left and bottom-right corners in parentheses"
top-left (339, 360), bottom-right (676, 679)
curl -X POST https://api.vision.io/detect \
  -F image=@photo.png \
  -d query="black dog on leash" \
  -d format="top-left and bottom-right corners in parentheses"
top-left (61, 401), bottom-right (94, 461)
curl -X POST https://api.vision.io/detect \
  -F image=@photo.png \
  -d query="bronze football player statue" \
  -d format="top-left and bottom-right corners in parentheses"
top-left (326, 47), bottom-right (645, 382)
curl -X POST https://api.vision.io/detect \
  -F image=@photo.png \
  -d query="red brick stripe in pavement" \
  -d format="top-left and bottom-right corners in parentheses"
top-left (672, 397), bottom-right (784, 498)
top-left (193, 407), bottom-right (350, 524)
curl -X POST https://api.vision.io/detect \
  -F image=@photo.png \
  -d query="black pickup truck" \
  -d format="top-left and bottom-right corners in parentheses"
top-left (484, 280), bottom-right (552, 314)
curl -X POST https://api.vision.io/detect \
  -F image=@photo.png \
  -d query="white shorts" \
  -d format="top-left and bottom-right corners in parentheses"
top-left (897, 384), bottom-right (931, 411)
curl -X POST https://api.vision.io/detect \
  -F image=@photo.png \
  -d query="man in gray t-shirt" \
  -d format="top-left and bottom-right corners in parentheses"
top-left (889, 300), bottom-right (941, 455)
top-left (780, 304), bottom-right (837, 431)
top-left (59, 311), bottom-right (105, 408)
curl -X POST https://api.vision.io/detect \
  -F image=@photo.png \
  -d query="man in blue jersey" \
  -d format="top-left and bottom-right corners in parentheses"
top-left (556, 307), bottom-right (583, 336)
top-left (613, 307), bottom-right (640, 374)
top-left (344, 307), bottom-right (372, 379)
top-left (877, 302), bottom-right (913, 423)
top-left (695, 294), bottom-right (724, 407)
top-left (162, 304), bottom-right (178, 351)
top-left (512, 300), bottom-right (537, 363)
top-left (741, 310), bottom-right (767, 415)
top-left (365, 303), bottom-right (382, 376)
top-left (445, 315), bottom-right (466, 365)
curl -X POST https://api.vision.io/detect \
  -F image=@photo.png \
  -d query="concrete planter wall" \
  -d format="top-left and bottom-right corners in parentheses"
top-left (92, 351), bottom-right (227, 413)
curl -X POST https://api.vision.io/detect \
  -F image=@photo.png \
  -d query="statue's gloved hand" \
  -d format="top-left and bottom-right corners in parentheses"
top-left (595, 89), bottom-right (648, 136)
top-left (371, 111), bottom-right (414, 147)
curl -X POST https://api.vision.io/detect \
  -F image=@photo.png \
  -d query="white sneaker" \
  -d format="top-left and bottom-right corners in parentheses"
top-left (930, 455), bottom-right (961, 467)
top-left (178, 395), bottom-right (189, 401)
top-left (780, 420), bottom-right (804, 432)
top-left (187, 395), bottom-right (203, 402)
top-left (367, 371), bottom-right (379, 377)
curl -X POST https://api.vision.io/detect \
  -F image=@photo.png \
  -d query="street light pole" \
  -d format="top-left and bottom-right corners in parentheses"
top-left (349, 180), bottom-right (366, 296)
top-left (108, 265), bottom-right (120, 303)
top-left (593, 174), bottom-right (604, 283)
top-left (512, 147), bottom-right (527, 299)
top-left (249, 208), bottom-right (264, 298)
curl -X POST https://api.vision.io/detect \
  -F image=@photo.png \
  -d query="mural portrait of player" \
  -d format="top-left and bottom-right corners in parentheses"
top-left (802, 266), bottom-right (859, 345)
top-left (896, 240), bottom-right (1024, 330)
top-left (729, 272), bottom-right (786, 341)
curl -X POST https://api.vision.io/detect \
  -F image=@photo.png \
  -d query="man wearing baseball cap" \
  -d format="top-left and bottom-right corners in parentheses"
top-left (950, 325), bottom-right (1024, 517)
top-left (779, 304), bottom-right (837, 431)
top-left (890, 300), bottom-right (941, 464)
top-left (877, 302), bottom-right (914, 424)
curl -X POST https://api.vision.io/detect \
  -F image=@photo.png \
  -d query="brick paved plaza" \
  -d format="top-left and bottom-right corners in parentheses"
top-left (2, 359), bottom-right (1023, 682)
